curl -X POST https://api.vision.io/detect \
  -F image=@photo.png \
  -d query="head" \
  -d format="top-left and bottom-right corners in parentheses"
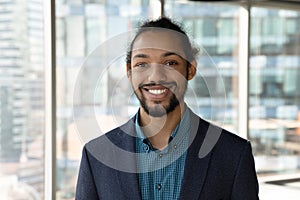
top-left (126, 17), bottom-right (198, 117)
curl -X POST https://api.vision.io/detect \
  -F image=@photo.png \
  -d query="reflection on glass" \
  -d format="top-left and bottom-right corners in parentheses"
top-left (55, 1), bottom-right (300, 198)
top-left (55, 0), bottom-right (160, 199)
top-left (0, 0), bottom-right (45, 199)
top-left (249, 7), bottom-right (300, 174)
top-left (165, 1), bottom-right (240, 132)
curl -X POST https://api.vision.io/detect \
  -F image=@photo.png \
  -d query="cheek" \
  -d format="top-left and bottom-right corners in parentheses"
top-left (130, 73), bottom-right (143, 88)
top-left (172, 69), bottom-right (188, 82)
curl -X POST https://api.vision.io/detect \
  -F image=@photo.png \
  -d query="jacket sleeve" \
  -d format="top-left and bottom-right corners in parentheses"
top-left (75, 146), bottom-right (99, 200)
top-left (231, 141), bottom-right (259, 200)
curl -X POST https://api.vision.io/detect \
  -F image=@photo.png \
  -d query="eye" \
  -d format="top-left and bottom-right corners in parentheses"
top-left (165, 60), bottom-right (178, 66)
top-left (135, 62), bottom-right (148, 68)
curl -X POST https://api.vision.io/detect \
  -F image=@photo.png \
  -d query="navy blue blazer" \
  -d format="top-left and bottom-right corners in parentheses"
top-left (76, 110), bottom-right (259, 200)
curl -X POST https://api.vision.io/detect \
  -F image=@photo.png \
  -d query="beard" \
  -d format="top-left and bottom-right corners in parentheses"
top-left (139, 92), bottom-right (179, 117)
top-left (134, 81), bottom-right (187, 118)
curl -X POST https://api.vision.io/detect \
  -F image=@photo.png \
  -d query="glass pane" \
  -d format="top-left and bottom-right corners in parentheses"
top-left (0, 0), bottom-right (45, 199)
top-left (165, 1), bottom-right (240, 133)
top-left (250, 7), bottom-right (300, 175)
top-left (55, 0), bottom-right (161, 199)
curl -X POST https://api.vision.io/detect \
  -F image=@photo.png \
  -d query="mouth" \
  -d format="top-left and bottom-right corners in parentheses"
top-left (147, 88), bottom-right (167, 95)
top-left (139, 82), bottom-right (176, 100)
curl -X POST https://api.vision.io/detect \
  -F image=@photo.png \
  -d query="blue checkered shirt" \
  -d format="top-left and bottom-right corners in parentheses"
top-left (135, 108), bottom-right (190, 200)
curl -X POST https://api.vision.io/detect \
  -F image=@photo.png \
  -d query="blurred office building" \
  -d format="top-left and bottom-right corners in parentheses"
top-left (0, 0), bottom-right (299, 199)
top-left (0, 0), bottom-right (44, 199)
top-left (55, 1), bottom-right (300, 198)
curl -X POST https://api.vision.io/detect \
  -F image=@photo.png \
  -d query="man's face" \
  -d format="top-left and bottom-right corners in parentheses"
top-left (127, 30), bottom-right (196, 117)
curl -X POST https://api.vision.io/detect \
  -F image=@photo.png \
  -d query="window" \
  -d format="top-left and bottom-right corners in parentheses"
top-left (55, 0), bottom-right (161, 198)
top-left (249, 7), bottom-right (300, 175)
top-left (165, 1), bottom-right (240, 132)
top-left (1, 1), bottom-right (300, 199)
top-left (0, 0), bottom-right (45, 199)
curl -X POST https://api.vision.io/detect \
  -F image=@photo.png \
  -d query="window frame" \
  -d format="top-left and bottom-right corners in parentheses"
top-left (44, 0), bottom-right (57, 200)
top-left (44, 0), bottom-right (300, 199)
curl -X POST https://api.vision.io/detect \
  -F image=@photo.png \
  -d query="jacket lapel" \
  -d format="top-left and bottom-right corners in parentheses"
top-left (179, 112), bottom-right (213, 200)
top-left (111, 117), bottom-right (142, 199)
top-left (111, 112), bottom-right (215, 199)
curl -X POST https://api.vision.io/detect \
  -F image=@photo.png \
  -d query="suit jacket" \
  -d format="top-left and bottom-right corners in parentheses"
top-left (76, 110), bottom-right (259, 200)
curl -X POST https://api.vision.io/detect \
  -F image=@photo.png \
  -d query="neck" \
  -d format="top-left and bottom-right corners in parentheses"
top-left (139, 103), bottom-right (185, 150)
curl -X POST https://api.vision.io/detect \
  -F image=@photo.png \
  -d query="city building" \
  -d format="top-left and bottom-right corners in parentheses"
top-left (0, 0), bottom-right (44, 199)
top-left (0, 0), bottom-right (299, 199)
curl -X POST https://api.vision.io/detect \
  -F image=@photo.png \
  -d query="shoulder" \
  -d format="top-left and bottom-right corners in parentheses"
top-left (197, 114), bottom-right (248, 144)
top-left (85, 126), bottom-right (122, 147)
top-left (192, 112), bottom-right (251, 157)
top-left (217, 124), bottom-right (248, 148)
top-left (193, 114), bottom-right (255, 165)
top-left (202, 118), bottom-right (254, 167)
top-left (84, 116), bottom-right (137, 153)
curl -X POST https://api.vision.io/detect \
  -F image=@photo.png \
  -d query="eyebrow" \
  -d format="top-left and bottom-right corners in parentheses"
top-left (132, 53), bottom-right (149, 59)
top-left (162, 52), bottom-right (183, 59)
top-left (132, 51), bottom-right (184, 60)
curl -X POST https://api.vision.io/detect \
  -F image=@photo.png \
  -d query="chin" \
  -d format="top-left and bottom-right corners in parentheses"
top-left (146, 102), bottom-right (180, 117)
top-left (145, 104), bottom-right (167, 117)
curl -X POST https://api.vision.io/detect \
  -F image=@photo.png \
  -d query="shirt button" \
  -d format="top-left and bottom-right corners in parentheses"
top-left (159, 153), bottom-right (163, 158)
top-left (174, 144), bottom-right (177, 149)
top-left (156, 183), bottom-right (162, 190)
top-left (144, 145), bottom-right (149, 151)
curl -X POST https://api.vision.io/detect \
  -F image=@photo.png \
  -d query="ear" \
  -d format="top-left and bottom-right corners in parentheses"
top-left (187, 59), bottom-right (197, 80)
top-left (126, 63), bottom-right (131, 79)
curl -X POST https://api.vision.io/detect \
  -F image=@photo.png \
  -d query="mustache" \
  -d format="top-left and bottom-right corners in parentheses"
top-left (138, 81), bottom-right (177, 88)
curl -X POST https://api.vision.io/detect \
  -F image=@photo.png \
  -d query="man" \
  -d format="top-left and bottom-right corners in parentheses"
top-left (76, 17), bottom-right (259, 200)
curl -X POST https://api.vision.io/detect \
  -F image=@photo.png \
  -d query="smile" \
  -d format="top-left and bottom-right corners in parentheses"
top-left (148, 89), bottom-right (167, 95)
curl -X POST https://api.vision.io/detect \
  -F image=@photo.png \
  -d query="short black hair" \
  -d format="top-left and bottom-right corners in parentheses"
top-left (126, 17), bottom-right (198, 66)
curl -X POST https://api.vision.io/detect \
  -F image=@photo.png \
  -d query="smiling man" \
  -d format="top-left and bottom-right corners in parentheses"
top-left (76, 17), bottom-right (259, 200)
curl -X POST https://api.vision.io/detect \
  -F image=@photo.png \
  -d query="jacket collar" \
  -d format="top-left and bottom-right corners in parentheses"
top-left (113, 110), bottom-right (214, 199)
top-left (179, 111), bottom-right (213, 199)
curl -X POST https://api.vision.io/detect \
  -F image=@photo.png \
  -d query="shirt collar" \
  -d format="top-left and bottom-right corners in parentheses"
top-left (135, 106), bottom-right (190, 149)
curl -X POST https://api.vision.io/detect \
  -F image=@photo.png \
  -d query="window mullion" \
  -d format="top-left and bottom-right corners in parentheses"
top-left (238, 3), bottom-right (250, 139)
top-left (44, 0), bottom-right (57, 199)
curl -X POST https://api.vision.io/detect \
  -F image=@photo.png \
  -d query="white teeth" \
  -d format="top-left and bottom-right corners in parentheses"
top-left (148, 89), bottom-right (166, 95)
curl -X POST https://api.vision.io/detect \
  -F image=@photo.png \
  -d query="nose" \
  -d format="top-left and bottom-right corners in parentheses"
top-left (147, 63), bottom-right (167, 83)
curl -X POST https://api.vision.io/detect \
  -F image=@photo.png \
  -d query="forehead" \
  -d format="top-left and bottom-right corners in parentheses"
top-left (131, 30), bottom-right (186, 58)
